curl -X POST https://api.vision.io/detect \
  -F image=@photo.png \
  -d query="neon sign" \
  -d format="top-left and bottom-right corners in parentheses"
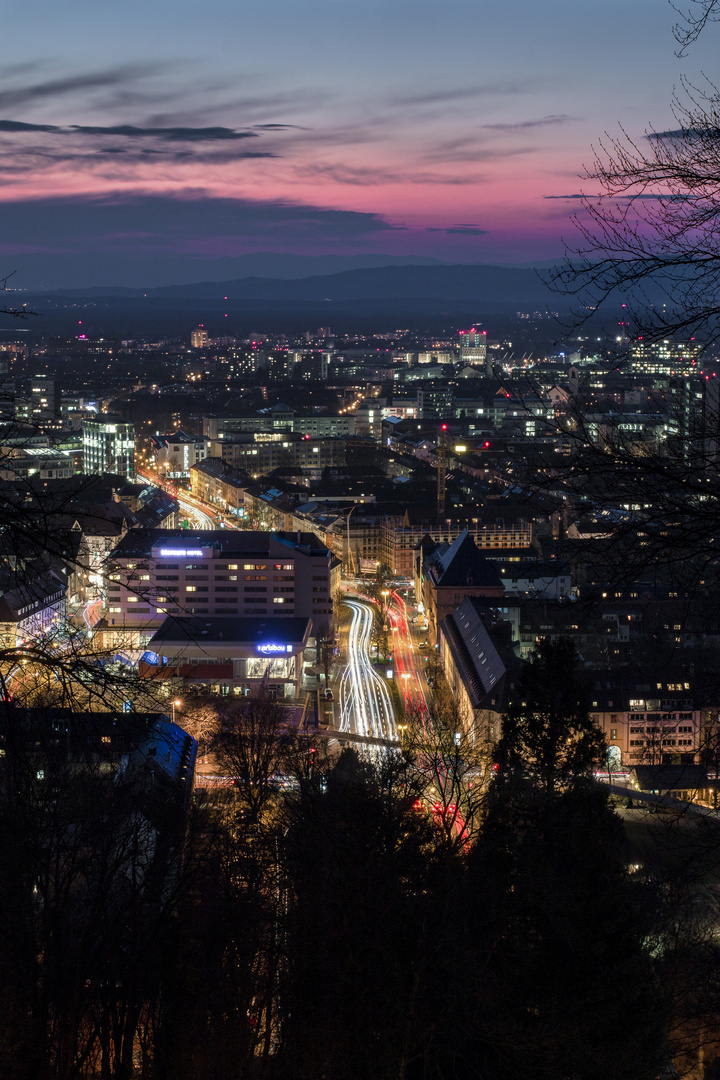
top-left (158, 548), bottom-right (204, 557)
top-left (257, 643), bottom-right (293, 654)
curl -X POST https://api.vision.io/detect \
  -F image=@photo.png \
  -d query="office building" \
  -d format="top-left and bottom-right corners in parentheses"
top-left (83, 415), bottom-right (136, 479)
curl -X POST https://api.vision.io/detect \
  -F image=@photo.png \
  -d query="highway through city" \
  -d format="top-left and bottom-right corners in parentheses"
top-left (339, 598), bottom-right (397, 741)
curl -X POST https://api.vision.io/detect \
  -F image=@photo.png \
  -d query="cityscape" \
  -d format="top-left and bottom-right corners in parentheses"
top-left (4, 0), bottom-right (720, 1078)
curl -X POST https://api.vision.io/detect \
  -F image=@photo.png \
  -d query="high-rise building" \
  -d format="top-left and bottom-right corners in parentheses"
top-left (459, 327), bottom-right (488, 366)
top-left (82, 415), bottom-right (136, 479)
top-left (190, 327), bottom-right (209, 349)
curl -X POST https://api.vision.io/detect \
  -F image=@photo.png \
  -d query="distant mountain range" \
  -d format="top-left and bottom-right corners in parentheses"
top-left (48, 263), bottom-right (558, 305)
top-left (10, 252), bottom-right (447, 293)
top-left (11, 262), bottom-right (576, 337)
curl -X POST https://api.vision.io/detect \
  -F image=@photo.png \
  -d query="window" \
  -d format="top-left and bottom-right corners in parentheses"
top-left (245, 586), bottom-right (267, 592)
top-left (244, 563), bottom-right (267, 570)
top-left (140, 574), bottom-right (150, 581)
top-left (610, 728), bottom-right (617, 740)
top-left (185, 586), bottom-right (197, 593)
top-left (185, 563), bottom-right (207, 570)
top-left (128, 597), bottom-right (139, 603)
top-left (109, 606), bottom-right (121, 613)
top-left (275, 563), bottom-right (293, 570)
top-left (273, 597), bottom-right (285, 604)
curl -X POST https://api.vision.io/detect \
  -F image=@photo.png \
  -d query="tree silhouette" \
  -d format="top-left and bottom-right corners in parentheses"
top-left (495, 638), bottom-right (606, 796)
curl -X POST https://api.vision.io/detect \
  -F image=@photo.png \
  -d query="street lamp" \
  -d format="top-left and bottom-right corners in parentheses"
top-left (171, 698), bottom-right (181, 723)
top-left (398, 723), bottom-right (408, 748)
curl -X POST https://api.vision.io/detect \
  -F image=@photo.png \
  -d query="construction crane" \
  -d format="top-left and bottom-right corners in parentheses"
top-left (437, 423), bottom-right (448, 521)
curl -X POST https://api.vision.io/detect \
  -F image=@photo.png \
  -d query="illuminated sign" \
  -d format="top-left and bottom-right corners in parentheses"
top-left (158, 548), bottom-right (204, 557)
top-left (257, 643), bottom-right (293, 654)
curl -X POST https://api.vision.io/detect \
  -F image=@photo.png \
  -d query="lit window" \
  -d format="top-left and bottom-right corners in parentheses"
top-left (128, 597), bottom-right (138, 603)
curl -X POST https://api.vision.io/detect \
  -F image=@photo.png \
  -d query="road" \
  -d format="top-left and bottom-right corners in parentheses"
top-left (176, 493), bottom-right (215, 530)
top-left (387, 589), bottom-right (429, 723)
top-left (82, 597), bottom-right (104, 632)
top-left (136, 469), bottom-right (227, 531)
top-left (339, 599), bottom-right (397, 741)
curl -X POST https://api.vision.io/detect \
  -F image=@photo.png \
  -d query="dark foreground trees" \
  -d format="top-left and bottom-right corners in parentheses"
top-left (0, 668), bottom-right (686, 1080)
top-left (467, 779), bottom-right (666, 1080)
top-left (494, 637), bottom-right (607, 794)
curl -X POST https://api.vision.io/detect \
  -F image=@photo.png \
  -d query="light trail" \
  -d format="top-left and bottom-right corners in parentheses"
top-left (388, 590), bottom-right (429, 725)
top-left (135, 469), bottom-right (239, 531)
top-left (339, 599), bottom-right (397, 742)
top-left (82, 597), bottom-right (103, 633)
top-left (177, 494), bottom-right (215, 530)
top-left (387, 590), bottom-right (470, 846)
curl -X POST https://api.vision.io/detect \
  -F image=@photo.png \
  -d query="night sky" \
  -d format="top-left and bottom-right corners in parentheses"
top-left (1, 0), bottom-right (714, 287)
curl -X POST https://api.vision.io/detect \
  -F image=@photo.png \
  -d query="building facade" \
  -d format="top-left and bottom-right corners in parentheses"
top-left (83, 415), bottom-right (136, 479)
top-left (98, 529), bottom-right (338, 650)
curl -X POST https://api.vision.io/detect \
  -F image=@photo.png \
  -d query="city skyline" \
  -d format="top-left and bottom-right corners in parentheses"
top-left (0, 0), bottom-right (714, 286)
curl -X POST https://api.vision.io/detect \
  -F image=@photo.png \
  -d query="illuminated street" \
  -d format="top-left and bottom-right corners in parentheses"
top-left (82, 597), bottom-right (104, 632)
top-left (176, 494), bottom-right (215, 530)
top-left (135, 469), bottom-right (227, 530)
top-left (387, 589), bottom-right (429, 723)
top-left (339, 599), bottom-right (397, 741)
